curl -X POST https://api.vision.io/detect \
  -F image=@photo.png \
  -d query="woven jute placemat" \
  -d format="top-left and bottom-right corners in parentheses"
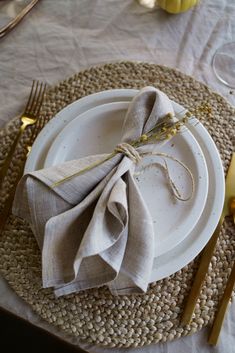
top-left (0, 62), bottom-right (234, 348)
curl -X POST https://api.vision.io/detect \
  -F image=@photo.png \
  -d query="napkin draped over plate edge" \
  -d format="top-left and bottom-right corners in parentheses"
top-left (13, 86), bottom-right (176, 296)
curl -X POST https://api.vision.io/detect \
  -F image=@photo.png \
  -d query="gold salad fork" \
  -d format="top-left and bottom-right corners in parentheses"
top-left (0, 81), bottom-right (46, 232)
top-left (0, 80), bottom-right (46, 186)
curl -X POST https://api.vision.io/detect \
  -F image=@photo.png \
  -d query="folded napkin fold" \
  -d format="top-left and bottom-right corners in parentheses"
top-left (13, 86), bottom-right (177, 296)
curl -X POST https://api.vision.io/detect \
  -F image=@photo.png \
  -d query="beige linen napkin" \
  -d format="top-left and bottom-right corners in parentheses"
top-left (13, 86), bottom-right (175, 296)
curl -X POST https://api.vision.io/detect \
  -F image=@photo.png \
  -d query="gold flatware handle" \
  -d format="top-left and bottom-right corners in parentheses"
top-left (182, 150), bottom-right (235, 325)
top-left (181, 216), bottom-right (224, 325)
top-left (208, 198), bottom-right (235, 345)
top-left (231, 198), bottom-right (235, 223)
top-left (208, 260), bottom-right (235, 345)
top-left (0, 0), bottom-right (40, 39)
top-left (0, 130), bottom-right (21, 186)
top-left (0, 160), bottom-right (25, 233)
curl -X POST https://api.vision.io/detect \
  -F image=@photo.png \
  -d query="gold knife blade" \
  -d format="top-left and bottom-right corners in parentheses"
top-left (181, 153), bottom-right (235, 325)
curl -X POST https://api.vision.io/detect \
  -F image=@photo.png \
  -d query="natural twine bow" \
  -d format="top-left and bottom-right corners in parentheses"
top-left (115, 143), bottom-right (194, 202)
top-left (52, 111), bottom-right (195, 202)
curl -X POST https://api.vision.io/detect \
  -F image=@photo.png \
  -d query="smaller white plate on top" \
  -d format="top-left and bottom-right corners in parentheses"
top-left (25, 89), bottom-right (138, 173)
top-left (44, 101), bottom-right (208, 258)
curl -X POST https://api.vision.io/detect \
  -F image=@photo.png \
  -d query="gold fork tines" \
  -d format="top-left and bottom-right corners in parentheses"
top-left (0, 81), bottom-right (46, 187)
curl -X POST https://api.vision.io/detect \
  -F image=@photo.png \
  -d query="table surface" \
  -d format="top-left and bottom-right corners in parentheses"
top-left (0, 0), bottom-right (235, 352)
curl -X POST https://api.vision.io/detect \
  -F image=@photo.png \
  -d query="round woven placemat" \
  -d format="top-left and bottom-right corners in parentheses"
top-left (0, 62), bottom-right (234, 348)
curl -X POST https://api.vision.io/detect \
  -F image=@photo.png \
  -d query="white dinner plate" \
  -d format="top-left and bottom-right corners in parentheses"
top-left (25, 89), bottom-right (225, 282)
top-left (44, 102), bottom-right (208, 258)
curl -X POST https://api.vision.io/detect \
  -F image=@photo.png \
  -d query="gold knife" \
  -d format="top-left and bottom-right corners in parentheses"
top-left (208, 249), bottom-right (235, 345)
top-left (181, 153), bottom-right (235, 325)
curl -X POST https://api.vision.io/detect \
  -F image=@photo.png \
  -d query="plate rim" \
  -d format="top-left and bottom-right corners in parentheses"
top-left (25, 89), bottom-right (225, 282)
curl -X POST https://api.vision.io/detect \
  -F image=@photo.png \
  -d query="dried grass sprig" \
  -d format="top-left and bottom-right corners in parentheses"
top-left (51, 100), bottom-right (215, 189)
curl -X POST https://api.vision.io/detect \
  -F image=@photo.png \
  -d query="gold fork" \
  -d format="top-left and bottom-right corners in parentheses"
top-left (0, 81), bottom-right (46, 233)
top-left (0, 80), bottom-right (46, 187)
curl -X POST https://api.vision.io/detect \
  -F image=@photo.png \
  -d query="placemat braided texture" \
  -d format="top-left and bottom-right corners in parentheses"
top-left (0, 62), bottom-right (234, 348)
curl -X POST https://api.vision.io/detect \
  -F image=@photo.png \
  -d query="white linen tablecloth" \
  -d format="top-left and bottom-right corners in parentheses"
top-left (0, 0), bottom-right (235, 352)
